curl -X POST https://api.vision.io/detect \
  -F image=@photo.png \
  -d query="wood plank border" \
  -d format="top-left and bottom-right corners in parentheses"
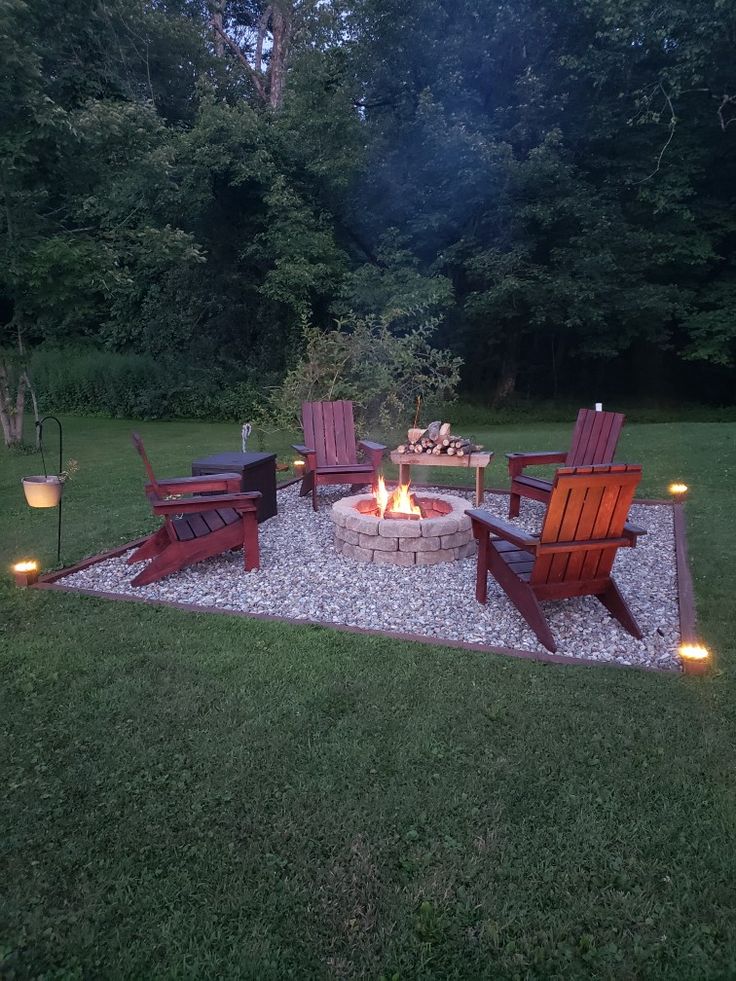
top-left (31, 581), bottom-right (677, 675)
top-left (33, 486), bottom-right (691, 676)
top-left (672, 501), bottom-right (697, 644)
top-left (38, 536), bottom-right (151, 584)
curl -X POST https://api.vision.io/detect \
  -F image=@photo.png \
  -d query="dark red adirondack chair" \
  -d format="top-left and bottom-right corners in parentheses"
top-left (293, 401), bottom-right (386, 511)
top-left (127, 433), bottom-right (261, 587)
top-left (469, 464), bottom-right (645, 653)
top-left (506, 407), bottom-right (625, 518)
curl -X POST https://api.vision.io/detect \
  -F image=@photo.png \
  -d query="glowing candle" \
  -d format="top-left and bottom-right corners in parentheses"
top-left (679, 643), bottom-right (710, 676)
top-left (669, 482), bottom-right (688, 499)
top-left (293, 459), bottom-right (306, 477)
top-left (13, 560), bottom-right (39, 588)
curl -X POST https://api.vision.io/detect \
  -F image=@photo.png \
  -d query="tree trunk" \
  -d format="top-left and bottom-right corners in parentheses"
top-left (492, 340), bottom-right (518, 406)
top-left (0, 359), bottom-right (27, 447)
top-left (27, 371), bottom-right (41, 447)
top-left (210, 0), bottom-right (225, 56)
top-left (268, 2), bottom-right (291, 109)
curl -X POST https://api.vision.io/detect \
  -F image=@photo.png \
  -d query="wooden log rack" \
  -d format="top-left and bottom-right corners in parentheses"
top-left (389, 449), bottom-right (494, 506)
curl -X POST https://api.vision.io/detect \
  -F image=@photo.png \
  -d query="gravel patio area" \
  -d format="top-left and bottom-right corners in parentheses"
top-left (60, 484), bottom-right (681, 671)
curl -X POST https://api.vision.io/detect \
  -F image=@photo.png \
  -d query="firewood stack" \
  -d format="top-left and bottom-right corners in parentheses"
top-left (396, 421), bottom-right (482, 457)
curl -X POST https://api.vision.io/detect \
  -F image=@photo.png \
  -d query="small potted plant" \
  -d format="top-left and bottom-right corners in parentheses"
top-left (22, 459), bottom-right (78, 508)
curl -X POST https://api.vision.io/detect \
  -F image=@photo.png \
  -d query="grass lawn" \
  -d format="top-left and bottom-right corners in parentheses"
top-left (2, 415), bottom-right (736, 979)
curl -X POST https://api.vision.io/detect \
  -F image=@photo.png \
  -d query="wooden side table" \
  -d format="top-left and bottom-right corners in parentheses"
top-left (192, 451), bottom-right (277, 522)
top-left (389, 450), bottom-right (494, 506)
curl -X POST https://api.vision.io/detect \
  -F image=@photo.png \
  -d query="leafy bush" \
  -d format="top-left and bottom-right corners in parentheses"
top-left (29, 346), bottom-right (262, 421)
top-left (267, 312), bottom-right (463, 431)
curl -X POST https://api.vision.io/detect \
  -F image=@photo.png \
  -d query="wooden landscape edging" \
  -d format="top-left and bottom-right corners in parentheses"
top-left (672, 501), bottom-right (697, 644)
top-left (33, 487), bottom-right (692, 676)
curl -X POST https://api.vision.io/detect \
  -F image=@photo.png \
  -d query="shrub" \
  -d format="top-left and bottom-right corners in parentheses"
top-left (266, 312), bottom-right (463, 431)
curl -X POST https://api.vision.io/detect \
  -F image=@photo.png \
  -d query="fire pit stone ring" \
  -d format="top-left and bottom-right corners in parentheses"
top-left (331, 492), bottom-right (476, 565)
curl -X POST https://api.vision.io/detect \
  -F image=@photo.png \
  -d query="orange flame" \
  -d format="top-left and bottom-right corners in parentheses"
top-left (374, 477), bottom-right (422, 518)
top-left (375, 475), bottom-right (390, 518)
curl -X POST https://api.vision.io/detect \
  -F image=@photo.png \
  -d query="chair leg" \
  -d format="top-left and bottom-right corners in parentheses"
top-left (475, 531), bottom-right (489, 604)
top-left (130, 545), bottom-right (183, 587)
top-left (515, 590), bottom-right (557, 653)
top-left (508, 491), bottom-right (521, 519)
top-left (299, 470), bottom-right (314, 498)
top-left (127, 526), bottom-right (168, 564)
top-left (242, 511), bottom-right (260, 571)
top-left (598, 580), bottom-right (643, 639)
top-left (312, 475), bottom-right (319, 511)
top-left (488, 550), bottom-right (557, 652)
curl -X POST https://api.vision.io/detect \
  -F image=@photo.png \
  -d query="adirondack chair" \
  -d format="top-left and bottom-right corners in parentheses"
top-left (469, 464), bottom-right (645, 653)
top-left (127, 433), bottom-right (261, 587)
top-left (293, 400), bottom-right (386, 511)
top-left (506, 407), bottom-right (625, 518)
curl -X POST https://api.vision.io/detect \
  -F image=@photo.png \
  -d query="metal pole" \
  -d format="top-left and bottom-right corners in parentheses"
top-left (37, 415), bottom-right (63, 564)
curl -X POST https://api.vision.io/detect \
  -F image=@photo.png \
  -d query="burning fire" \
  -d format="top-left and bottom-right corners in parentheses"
top-left (374, 476), bottom-right (422, 519)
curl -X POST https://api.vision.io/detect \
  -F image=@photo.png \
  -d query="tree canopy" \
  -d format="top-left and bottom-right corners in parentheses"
top-left (1, 0), bottom-right (734, 416)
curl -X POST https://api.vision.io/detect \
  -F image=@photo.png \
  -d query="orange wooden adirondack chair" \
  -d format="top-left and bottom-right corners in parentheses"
top-left (293, 400), bottom-right (386, 511)
top-left (469, 464), bottom-right (645, 653)
top-left (506, 407), bottom-right (625, 518)
top-left (128, 433), bottom-right (261, 586)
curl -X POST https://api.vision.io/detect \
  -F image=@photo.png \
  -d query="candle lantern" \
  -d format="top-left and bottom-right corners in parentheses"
top-left (13, 560), bottom-right (39, 588)
top-left (22, 475), bottom-right (63, 508)
top-left (679, 643), bottom-right (710, 677)
top-left (669, 482), bottom-right (689, 501)
top-left (293, 459), bottom-right (306, 478)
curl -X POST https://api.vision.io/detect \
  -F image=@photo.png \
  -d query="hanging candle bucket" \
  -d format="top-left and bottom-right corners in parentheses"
top-left (22, 475), bottom-right (64, 508)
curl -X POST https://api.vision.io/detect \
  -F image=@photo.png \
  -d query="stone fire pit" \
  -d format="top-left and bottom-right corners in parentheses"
top-left (331, 492), bottom-right (476, 565)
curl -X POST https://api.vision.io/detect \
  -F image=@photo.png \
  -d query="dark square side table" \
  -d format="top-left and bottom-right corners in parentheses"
top-left (192, 451), bottom-right (277, 523)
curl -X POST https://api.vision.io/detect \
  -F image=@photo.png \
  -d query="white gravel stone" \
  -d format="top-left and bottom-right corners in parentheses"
top-left (59, 484), bottom-right (682, 672)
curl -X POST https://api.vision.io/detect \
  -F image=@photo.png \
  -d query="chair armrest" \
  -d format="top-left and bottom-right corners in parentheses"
top-left (467, 509), bottom-right (539, 552)
top-left (623, 521), bottom-right (647, 546)
top-left (506, 450), bottom-right (567, 477)
top-left (153, 474), bottom-right (243, 494)
top-left (292, 444), bottom-right (315, 457)
top-left (152, 492), bottom-right (261, 515)
top-left (358, 439), bottom-right (385, 469)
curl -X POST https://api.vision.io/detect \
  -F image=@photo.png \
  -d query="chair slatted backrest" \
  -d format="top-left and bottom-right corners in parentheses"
top-left (531, 464), bottom-right (642, 587)
top-left (302, 401), bottom-right (358, 468)
top-left (131, 432), bottom-right (162, 497)
top-left (566, 408), bottom-right (625, 467)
